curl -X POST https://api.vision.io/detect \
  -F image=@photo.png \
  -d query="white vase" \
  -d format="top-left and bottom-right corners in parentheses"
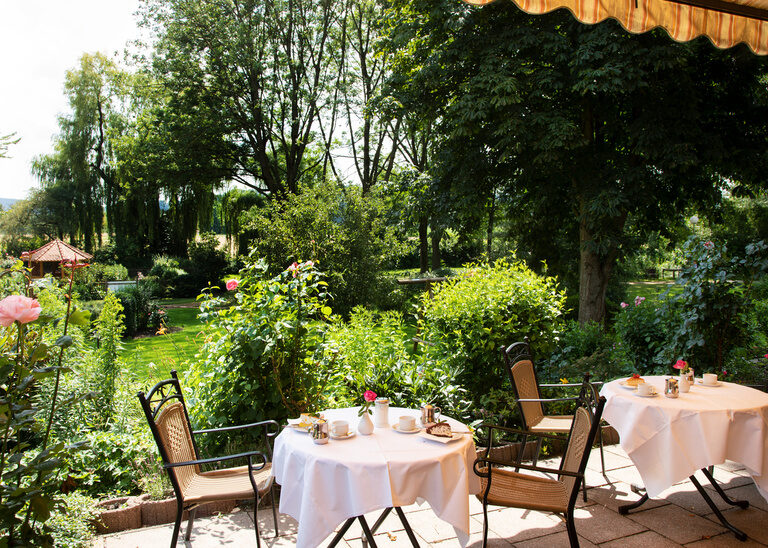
top-left (679, 375), bottom-right (691, 393)
top-left (358, 411), bottom-right (374, 435)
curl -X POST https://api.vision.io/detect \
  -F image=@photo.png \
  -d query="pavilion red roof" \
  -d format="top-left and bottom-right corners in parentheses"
top-left (24, 239), bottom-right (93, 263)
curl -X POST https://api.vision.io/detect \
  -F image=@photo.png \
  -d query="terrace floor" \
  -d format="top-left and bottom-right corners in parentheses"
top-left (95, 443), bottom-right (768, 547)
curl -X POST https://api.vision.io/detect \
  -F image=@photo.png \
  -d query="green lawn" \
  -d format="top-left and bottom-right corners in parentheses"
top-left (120, 303), bottom-right (204, 379)
top-left (625, 279), bottom-right (682, 302)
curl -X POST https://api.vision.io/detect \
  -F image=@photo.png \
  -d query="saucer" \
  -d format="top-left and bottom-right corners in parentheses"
top-left (619, 380), bottom-right (643, 390)
top-left (696, 379), bottom-right (722, 387)
top-left (330, 431), bottom-right (356, 440)
top-left (392, 423), bottom-right (421, 434)
top-left (634, 390), bottom-right (658, 398)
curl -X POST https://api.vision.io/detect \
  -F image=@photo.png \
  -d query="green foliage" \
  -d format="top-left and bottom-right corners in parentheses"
top-left (96, 293), bottom-right (125, 421)
top-left (613, 297), bottom-right (676, 374)
top-left (327, 307), bottom-right (469, 418)
top-left (115, 283), bottom-right (163, 336)
top-left (72, 263), bottom-right (130, 301)
top-left (0, 268), bottom-right (88, 545)
top-left (47, 492), bottom-right (98, 548)
top-left (248, 182), bottom-right (404, 316)
top-left (186, 255), bottom-right (335, 451)
top-left (664, 236), bottom-right (768, 372)
top-left (541, 321), bottom-right (629, 383)
top-left (421, 259), bottom-right (566, 402)
top-left (180, 233), bottom-right (230, 295)
top-left (147, 256), bottom-right (186, 298)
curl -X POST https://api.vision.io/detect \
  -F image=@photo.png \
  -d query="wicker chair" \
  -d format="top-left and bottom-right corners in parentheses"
top-left (501, 340), bottom-right (606, 485)
top-left (474, 395), bottom-right (607, 548)
top-left (138, 371), bottom-right (279, 547)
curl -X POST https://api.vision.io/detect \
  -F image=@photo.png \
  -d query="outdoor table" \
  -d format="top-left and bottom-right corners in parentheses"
top-left (272, 406), bottom-right (481, 548)
top-left (601, 375), bottom-right (768, 540)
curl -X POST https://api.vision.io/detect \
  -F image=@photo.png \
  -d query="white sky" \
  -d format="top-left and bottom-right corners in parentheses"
top-left (0, 0), bottom-right (142, 200)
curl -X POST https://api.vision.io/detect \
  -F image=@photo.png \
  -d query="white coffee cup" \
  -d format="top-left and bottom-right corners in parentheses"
top-left (331, 420), bottom-right (349, 436)
top-left (703, 373), bottom-right (718, 385)
top-left (398, 416), bottom-right (416, 431)
top-left (637, 383), bottom-right (654, 396)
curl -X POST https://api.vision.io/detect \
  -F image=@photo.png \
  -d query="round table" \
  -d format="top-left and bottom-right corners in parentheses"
top-left (601, 376), bottom-right (768, 540)
top-left (272, 406), bottom-right (481, 548)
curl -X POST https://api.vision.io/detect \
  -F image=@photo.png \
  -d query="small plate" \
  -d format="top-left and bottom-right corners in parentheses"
top-left (287, 424), bottom-right (311, 433)
top-left (696, 379), bottom-right (722, 387)
top-left (392, 423), bottom-right (421, 434)
top-left (634, 389), bottom-right (658, 398)
top-left (419, 431), bottom-right (462, 443)
top-left (330, 431), bottom-right (356, 440)
top-left (619, 380), bottom-right (642, 390)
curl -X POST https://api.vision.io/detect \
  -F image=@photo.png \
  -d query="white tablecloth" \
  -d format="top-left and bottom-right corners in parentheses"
top-left (601, 376), bottom-right (768, 500)
top-left (272, 407), bottom-right (481, 548)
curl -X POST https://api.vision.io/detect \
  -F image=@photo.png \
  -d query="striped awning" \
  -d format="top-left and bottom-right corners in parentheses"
top-left (462, 0), bottom-right (768, 54)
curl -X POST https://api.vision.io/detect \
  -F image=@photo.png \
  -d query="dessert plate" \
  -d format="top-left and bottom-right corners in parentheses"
top-left (330, 431), bottom-right (356, 440)
top-left (634, 390), bottom-right (658, 398)
top-left (696, 379), bottom-right (723, 387)
top-left (619, 380), bottom-right (641, 390)
top-left (418, 431), bottom-right (463, 444)
top-left (392, 423), bottom-right (421, 434)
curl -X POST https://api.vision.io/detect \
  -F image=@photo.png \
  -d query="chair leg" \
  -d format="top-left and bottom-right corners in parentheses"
top-left (482, 499), bottom-right (489, 548)
top-left (254, 496), bottom-right (261, 548)
top-left (271, 484), bottom-right (279, 537)
top-left (515, 433), bottom-right (528, 471)
top-left (565, 507), bottom-right (580, 548)
top-left (598, 424), bottom-right (606, 475)
top-left (532, 437), bottom-right (543, 467)
top-left (171, 500), bottom-right (183, 547)
top-left (184, 507), bottom-right (197, 542)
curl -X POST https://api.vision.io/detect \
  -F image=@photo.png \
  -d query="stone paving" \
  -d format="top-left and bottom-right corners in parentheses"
top-left (96, 444), bottom-right (768, 547)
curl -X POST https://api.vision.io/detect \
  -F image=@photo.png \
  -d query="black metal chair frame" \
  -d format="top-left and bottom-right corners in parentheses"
top-left (501, 340), bottom-right (606, 499)
top-left (138, 370), bottom-right (280, 547)
top-left (474, 395), bottom-right (607, 548)
top-left (327, 507), bottom-right (421, 548)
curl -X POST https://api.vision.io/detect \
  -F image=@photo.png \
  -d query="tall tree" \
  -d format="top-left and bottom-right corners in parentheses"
top-left (383, 0), bottom-right (768, 322)
top-left (142, 0), bottom-right (342, 198)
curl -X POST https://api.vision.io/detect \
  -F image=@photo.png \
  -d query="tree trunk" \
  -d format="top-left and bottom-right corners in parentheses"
top-left (431, 226), bottom-right (443, 271)
top-left (578, 215), bottom-right (618, 325)
top-left (486, 190), bottom-right (496, 259)
top-left (419, 215), bottom-right (429, 273)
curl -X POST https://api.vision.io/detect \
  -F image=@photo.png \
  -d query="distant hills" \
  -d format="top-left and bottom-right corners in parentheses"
top-left (0, 198), bottom-right (18, 211)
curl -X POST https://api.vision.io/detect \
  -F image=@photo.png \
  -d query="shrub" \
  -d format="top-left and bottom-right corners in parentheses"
top-left (186, 255), bottom-right (336, 452)
top-left (247, 182), bottom-right (405, 316)
top-left (182, 232), bottom-right (230, 292)
top-left (72, 263), bottom-right (130, 301)
top-left (327, 307), bottom-right (470, 418)
top-left (147, 255), bottom-right (186, 298)
top-left (664, 236), bottom-right (768, 372)
top-left (95, 292), bottom-right (125, 421)
top-left (420, 259), bottom-right (567, 404)
top-left (48, 493), bottom-right (99, 548)
top-left (540, 320), bottom-right (629, 382)
top-left (115, 283), bottom-right (162, 336)
top-left (613, 296), bottom-right (676, 374)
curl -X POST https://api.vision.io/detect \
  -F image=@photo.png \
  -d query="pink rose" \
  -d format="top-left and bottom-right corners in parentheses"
top-left (634, 296), bottom-right (645, 306)
top-left (0, 295), bottom-right (42, 327)
top-left (703, 241), bottom-right (714, 249)
top-left (226, 279), bottom-right (239, 291)
top-left (764, 353), bottom-right (768, 360)
top-left (303, 260), bottom-right (314, 267)
top-left (288, 262), bottom-right (299, 278)
top-left (620, 302), bottom-right (628, 309)
top-left (673, 359), bottom-right (688, 370)
top-left (363, 390), bottom-right (377, 402)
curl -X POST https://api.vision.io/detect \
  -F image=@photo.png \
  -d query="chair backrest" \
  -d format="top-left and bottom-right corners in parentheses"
top-left (137, 370), bottom-right (200, 499)
top-left (501, 340), bottom-right (543, 429)
top-left (560, 396), bottom-right (606, 504)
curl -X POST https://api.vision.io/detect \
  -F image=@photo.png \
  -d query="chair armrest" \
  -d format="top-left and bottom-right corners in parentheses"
top-left (165, 450), bottom-right (268, 470)
top-left (475, 423), bottom-right (565, 441)
top-left (517, 397), bottom-right (580, 403)
top-left (473, 455), bottom-right (582, 479)
top-left (539, 383), bottom-right (583, 388)
top-left (194, 419), bottom-right (280, 438)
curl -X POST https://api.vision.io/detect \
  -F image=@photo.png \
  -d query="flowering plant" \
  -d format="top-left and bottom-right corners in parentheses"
top-left (358, 389), bottom-right (377, 416)
top-left (673, 359), bottom-right (691, 375)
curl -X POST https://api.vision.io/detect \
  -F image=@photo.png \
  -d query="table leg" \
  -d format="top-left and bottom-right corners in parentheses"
top-left (358, 516), bottom-right (378, 547)
top-left (701, 468), bottom-right (750, 509)
top-left (618, 493), bottom-right (649, 515)
top-left (327, 517), bottom-right (356, 548)
top-left (369, 507), bottom-right (393, 535)
top-left (394, 506), bottom-right (420, 547)
top-left (689, 475), bottom-right (747, 541)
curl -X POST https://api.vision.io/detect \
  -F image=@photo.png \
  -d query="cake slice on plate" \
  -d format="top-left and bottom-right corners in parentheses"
top-left (426, 422), bottom-right (452, 438)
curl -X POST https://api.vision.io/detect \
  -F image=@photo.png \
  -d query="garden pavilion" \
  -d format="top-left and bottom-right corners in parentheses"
top-left (21, 238), bottom-right (92, 279)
